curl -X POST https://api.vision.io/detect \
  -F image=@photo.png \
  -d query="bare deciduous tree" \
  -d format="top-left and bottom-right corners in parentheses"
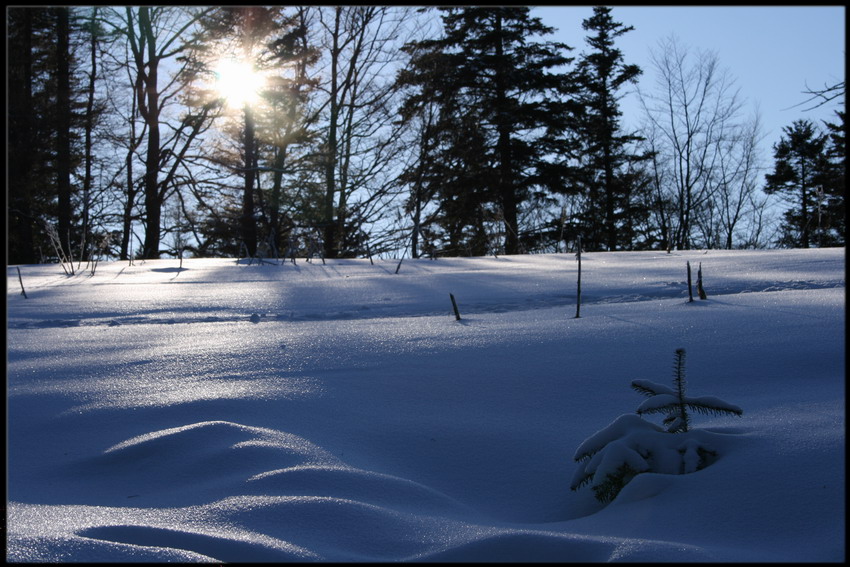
top-left (639, 35), bottom-right (744, 250)
top-left (711, 110), bottom-right (767, 249)
top-left (105, 7), bottom-right (212, 258)
top-left (313, 6), bottom-right (412, 258)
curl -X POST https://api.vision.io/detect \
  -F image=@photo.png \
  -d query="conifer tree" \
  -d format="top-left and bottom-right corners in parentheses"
top-left (764, 119), bottom-right (831, 248)
top-left (8, 8), bottom-right (49, 264)
top-left (8, 7), bottom-right (96, 264)
top-left (397, 7), bottom-right (578, 255)
top-left (569, 7), bottom-right (650, 251)
top-left (184, 7), bottom-right (318, 258)
top-left (821, 111), bottom-right (846, 245)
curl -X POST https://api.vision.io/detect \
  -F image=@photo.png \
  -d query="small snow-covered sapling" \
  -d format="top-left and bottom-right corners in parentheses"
top-left (571, 348), bottom-right (743, 503)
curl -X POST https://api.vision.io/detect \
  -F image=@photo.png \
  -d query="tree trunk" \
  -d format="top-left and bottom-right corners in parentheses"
top-left (800, 160), bottom-right (810, 248)
top-left (82, 7), bottom-right (98, 261)
top-left (241, 105), bottom-right (258, 256)
top-left (142, 116), bottom-right (162, 259)
top-left (336, 99), bottom-right (355, 256)
top-left (8, 9), bottom-right (36, 263)
top-left (56, 7), bottom-right (73, 258)
top-left (599, 79), bottom-right (618, 251)
top-left (322, 8), bottom-right (342, 259)
top-left (135, 7), bottom-right (164, 259)
top-left (493, 14), bottom-right (518, 255)
top-left (121, 91), bottom-right (139, 260)
top-left (269, 145), bottom-right (286, 255)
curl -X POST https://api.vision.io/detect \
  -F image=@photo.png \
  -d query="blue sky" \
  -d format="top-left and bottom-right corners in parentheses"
top-left (533, 6), bottom-right (846, 153)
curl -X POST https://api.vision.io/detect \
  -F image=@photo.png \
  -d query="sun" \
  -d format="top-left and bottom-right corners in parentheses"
top-left (213, 58), bottom-right (264, 109)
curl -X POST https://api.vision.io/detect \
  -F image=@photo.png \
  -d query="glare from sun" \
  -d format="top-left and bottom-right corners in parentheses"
top-left (214, 58), bottom-right (264, 109)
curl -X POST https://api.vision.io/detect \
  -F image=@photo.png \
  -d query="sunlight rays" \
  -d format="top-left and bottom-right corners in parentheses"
top-left (214, 58), bottom-right (265, 109)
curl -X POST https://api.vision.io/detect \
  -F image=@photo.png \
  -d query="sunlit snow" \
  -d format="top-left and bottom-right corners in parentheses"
top-left (6, 248), bottom-right (845, 562)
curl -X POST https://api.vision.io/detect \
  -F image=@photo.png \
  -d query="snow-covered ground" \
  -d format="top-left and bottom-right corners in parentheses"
top-left (6, 248), bottom-right (845, 562)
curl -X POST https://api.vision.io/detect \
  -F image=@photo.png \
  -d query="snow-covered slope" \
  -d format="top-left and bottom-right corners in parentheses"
top-left (6, 248), bottom-right (845, 562)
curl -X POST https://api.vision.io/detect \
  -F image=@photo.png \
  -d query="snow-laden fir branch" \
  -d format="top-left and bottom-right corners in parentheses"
top-left (632, 348), bottom-right (742, 432)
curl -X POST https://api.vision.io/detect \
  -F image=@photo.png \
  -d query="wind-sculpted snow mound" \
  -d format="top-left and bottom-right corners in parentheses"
top-left (78, 420), bottom-right (478, 515)
top-left (13, 498), bottom-right (717, 563)
top-left (75, 421), bottom-right (339, 505)
top-left (54, 421), bottom-right (492, 561)
top-left (413, 531), bottom-right (717, 562)
top-left (77, 524), bottom-right (319, 562)
top-left (22, 421), bottom-right (698, 562)
top-left (28, 418), bottom-right (722, 562)
top-left (246, 465), bottom-right (475, 515)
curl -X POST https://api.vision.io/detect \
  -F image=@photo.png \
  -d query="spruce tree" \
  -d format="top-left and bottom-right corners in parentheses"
top-left (7, 7), bottom-right (94, 264)
top-left (821, 111), bottom-right (846, 245)
top-left (8, 8), bottom-right (45, 264)
top-left (569, 7), bottom-right (649, 251)
top-left (764, 119), bottom-right (831, 248)
top-left (397, 7), bottom-right (578, 255)
top-left (397, 41), bottom-right (498, 256)
top-left (186, 7), bottom-right (318, 259)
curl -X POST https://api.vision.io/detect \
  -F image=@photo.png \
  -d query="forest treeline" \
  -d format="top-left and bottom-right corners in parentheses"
top-left (6, 6), bottom-right (845, 264)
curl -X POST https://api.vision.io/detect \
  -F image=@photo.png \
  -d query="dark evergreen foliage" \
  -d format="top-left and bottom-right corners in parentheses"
top-left (632, 348), bottom-right (743, 433)
top-left (397, 7), bottom-right (578, 256)
top-left (568, 7), bottom-right (651, 252)
top-left (184, 7), bottom-right (319, 259)
top-left (7, 7), bottom-right (97, 265)
top-left (821, 111), bottom-right (846, 245)
top-left (764, 119), bottom-right (840, 248)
